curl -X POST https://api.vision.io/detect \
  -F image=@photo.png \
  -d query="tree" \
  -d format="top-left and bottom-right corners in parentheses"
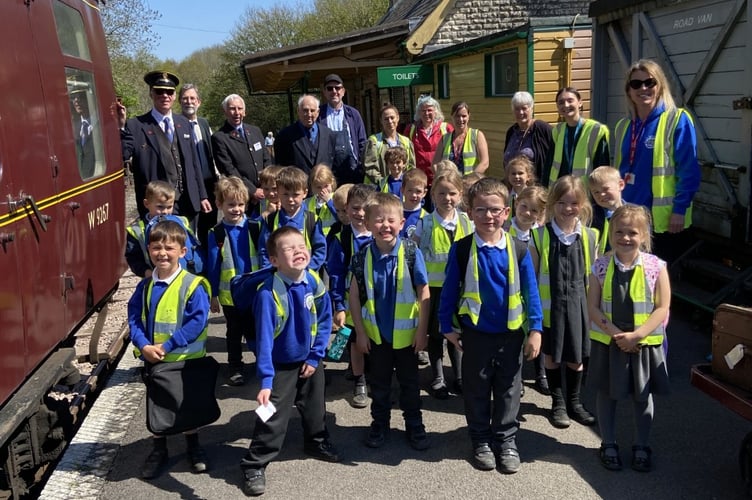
top-left (100, 0), bottom-right (161, 115)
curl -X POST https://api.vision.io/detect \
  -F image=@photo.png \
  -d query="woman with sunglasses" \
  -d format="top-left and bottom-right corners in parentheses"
top-left (503, 91), bottom-right (554, 181)
top-left (546, 87), bottom-right (610, 187)
top-left (432, 101), bottom-right (489, 177)
top-left (362, 103), bottom-right (416, 185)
top-left (614, 59), bottom-right (700, 263)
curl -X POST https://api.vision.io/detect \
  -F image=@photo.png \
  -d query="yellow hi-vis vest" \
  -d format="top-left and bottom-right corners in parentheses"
top-left (419, 211), bottom-right (473, 286)
top-left (268, 211), bottom-right (314, 249)
top-left (532, 225), bottom-right (596, 328)
top-left (217, 227), bottom-right (259, 306)
top-left (458, 233), bottom-right (525, 330)
top-left (438, 128), bottom-right (480, 176)
top-left (126, 215), bottom-right (192, 265)
top-left (614, 108), bottom-right (693, 234)
top-left (549, 119), bottom-right (609, 184)
top-left (361, 242), bottom-right (419, 349)
top-left (304, 197), bottom-right (337, 236)
top-left (270, 271), bottom-right (326, 339)
top-left (134, 270), bottom-right (210, 361)
top-left (589, 254), bottom-right (665, 346)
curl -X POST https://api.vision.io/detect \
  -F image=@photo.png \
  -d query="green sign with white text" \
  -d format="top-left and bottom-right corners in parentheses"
top-left (377, 65), bottom-right (433, 87)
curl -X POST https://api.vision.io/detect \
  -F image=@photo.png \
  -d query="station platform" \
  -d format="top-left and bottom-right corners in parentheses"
top-left (40, 308), bottom-right (749, 499)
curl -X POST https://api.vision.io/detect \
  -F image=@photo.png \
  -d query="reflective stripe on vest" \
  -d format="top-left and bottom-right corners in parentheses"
top-left (614, 109), bottom-right (693, 233)
top-left (134, 270), bottom-right (209, 361)
top-left (439, 128), bottom-right (479, 176)
top-left (366, 133), bottom-right (415, 185)
top-left (421, 212), bottom-right (473, 286)
top-left (549, 119), bottom-right (608, 184)
top-left (458, 233), bottom-right (525, 330)
top-left (271, 271), bottom-right (326, 341)
top-left (590, 255), bottom-right (665, 346)
top-left (305, 198), bottom-right (337, 235)
top-left (217, 227), bottom-right (259, 306)
top-left (126, 220), bottom-right (149, 264)
top-left (533, 225), bottom-right (596, 328)
top-left (361, 242), bottom-right (419, 349)
top-left (270, 211), bottom-right (312, 249)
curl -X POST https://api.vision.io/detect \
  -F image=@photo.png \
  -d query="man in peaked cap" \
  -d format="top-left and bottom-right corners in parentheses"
top-left (117, 70), bottom-right (211, 226)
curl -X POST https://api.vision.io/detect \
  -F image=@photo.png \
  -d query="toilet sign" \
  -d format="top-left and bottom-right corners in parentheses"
top-left (377, 65), bottom-right (433, 87)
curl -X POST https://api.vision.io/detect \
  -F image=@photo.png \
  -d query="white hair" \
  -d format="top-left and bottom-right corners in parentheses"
top-left (297, 94), bottom-right (320, 109)
top-left (413, 95), bottom-right (445, 122)
top-left (510, 91), bottom-right (534, 111)
top-left (221, 94), bottom-right (245, 111)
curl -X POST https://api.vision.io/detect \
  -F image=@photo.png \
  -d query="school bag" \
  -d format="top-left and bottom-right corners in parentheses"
top-left (229, 265), bottom-right (276, 312)
top-left (350, 238), bottom-right (418, 306)
top-left (145, 214), bottom-right (204, 274)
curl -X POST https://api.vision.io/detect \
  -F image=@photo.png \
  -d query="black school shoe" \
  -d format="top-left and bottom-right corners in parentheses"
top-left (472, 444), bottom-right (496, 471)
top-left (187, 446), bottom-right (209, 474)
top-left (631, 445), bottom-right (652, 472)
top-left (141, 447), bottom-right (168, 479)
top-left (497, 448), bottom-right (520, 474)
top-left (242, 468), bottom-right (266, 496)
top-left (406, 424), bottom-right (430, 451)
top-left (598, 443), bottom-right (623, 471)
top-left (304, 440), bottom-right (341, 463)
top-left (365, 421), bottom-right (388, 448)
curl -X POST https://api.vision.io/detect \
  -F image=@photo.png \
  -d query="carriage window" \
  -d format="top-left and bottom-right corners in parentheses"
top-left (486, 50), bottom-right (518, 97)
top-left (53, 1), bottom-right (91, 61)
top-left (66, 69), bottom-right (104, 179)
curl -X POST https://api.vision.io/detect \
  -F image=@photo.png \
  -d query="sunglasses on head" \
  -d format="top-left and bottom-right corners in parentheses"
top-left (154, 88), bottom-right (175, 96)
top-left (629, 78), bottom-right (657, 90)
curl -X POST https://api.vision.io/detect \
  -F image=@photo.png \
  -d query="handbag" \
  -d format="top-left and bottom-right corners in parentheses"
top-left (142, 355), bottom-right (221, 435)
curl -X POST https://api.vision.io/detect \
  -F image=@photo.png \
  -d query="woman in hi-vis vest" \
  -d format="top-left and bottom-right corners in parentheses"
top-left (546, 87), bottom-right (610, 187)
top-left (614, 59), bottom-right (700, 264)
top-left (432, 101), bottom-right (489, 177)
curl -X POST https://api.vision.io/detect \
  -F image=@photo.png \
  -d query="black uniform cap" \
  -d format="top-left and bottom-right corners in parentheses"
top-left (144, 71), bottom-right (180, 90)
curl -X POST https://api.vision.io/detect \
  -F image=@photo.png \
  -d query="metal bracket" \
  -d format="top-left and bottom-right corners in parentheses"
top-left (732, 96), bottom-right (752, 110)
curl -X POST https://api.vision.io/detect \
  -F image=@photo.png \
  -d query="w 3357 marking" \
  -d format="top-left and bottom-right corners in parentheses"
top-left (88, 202), bottom-right (109, 229)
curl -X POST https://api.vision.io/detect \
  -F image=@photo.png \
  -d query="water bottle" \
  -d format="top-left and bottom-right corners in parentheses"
top-left (327, 326), bottom-right (352, 361)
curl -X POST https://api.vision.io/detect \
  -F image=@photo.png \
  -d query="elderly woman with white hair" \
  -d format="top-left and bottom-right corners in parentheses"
top-left (503, 91), bottom-right (554, 180)
top-left (405, 96), bottom-right (453, 206)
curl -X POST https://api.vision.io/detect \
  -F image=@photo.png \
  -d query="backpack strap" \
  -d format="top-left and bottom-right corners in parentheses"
top-left (351, 245), bottom-right (368, 306)
top-left (212, 221), bottom-right (226, 249)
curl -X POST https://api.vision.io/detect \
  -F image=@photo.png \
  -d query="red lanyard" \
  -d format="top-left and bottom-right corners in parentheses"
top-left (628, 118), bottom-right (647, 167)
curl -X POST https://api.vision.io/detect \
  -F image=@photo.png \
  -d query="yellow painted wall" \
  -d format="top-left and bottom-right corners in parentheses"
top-left (411, 26), bottom-right (592, 179)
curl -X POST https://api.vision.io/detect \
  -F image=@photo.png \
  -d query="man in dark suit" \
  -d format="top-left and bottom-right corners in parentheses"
top-left (274, 94), bottom-right (360, 183)
top-left (117, 71), bottom-right (211, 225)
top-left (70, 88), bottom-right (96, 178)
top-left (211, 94), bottom-right (270, 208)
top-left (180, 83), bottom-right (217, 244)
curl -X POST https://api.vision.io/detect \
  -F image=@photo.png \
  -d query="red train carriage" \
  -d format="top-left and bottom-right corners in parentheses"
top-left (0, 0), bottom-right (124, 496)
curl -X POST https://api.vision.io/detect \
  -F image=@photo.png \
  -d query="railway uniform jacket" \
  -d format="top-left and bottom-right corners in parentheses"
top-left (122, 111), bottom-right (208, 218)
top-left (211, 121), bottom-right (270, 197)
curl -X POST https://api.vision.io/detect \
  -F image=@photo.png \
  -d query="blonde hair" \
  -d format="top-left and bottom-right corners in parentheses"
top-left (332, 183), bottom-right (353, 206)
top-left (609, 204), bottom-right (653, 252)
top-left (466, 177), bottom-right (509, 208)
top-left (515, 185), bottom-right (548, 215)
top-left (215, 176), bottom-right (249, 204)
top-left (624, 59), bottom-right (676, 117)
top-left (364, 191), bottom-right (403, 221)
top-left (546, 175), bottom-right (592, 226)
top-left (310, 163), bottom-right (337, 191)
top-left (259, 165), bottom-right (284, 186)
top-left (402, 168), bottom-right (428, 189)
top-left (144, 180), bottom-right (176, 202)
top-left (432, 167), bottom-right (464, 200)
top-left (503, 155), bottom-right (536, 188)
top-left (589, 166), bottom-right (622, 186)
top-left (276, 166), bottom-right (309, 192)
top-left (434, 159), bottom-right (457, 176)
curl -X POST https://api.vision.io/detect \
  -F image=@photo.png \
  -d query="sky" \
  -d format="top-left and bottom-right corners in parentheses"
top-left (145, 0), bottom-right (267, 61)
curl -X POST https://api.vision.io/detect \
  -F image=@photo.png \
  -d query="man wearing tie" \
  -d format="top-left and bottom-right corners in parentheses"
top-left (275, 95), bottom-right (358, 181)
top-left (117, 71), bottom-right (210, 224)
top-left (71, 88), bottom-right (96, 178)
top-left (180, 83), bottom-right (217, 245)
top-left (211, 94), bottom-right (270, 208)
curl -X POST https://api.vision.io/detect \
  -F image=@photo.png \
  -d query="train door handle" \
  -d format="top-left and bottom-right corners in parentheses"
top-left (23, 195), bottom-right (50, 231)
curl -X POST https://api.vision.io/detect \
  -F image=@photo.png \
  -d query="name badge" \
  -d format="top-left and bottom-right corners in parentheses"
top-left (624, 173), bottom-right (636, 185)
top-left (253, 141), bottom-right (262, 151)
top-left (183, 133), bottom-right (191, 139)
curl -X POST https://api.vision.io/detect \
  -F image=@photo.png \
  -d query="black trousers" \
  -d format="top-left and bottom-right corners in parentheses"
top-left (426, 288), bottom-right (462, 385)
top-left (461, 327), bottom-right (524, 448)
top-left (223, 305), bottom-right (255, 371)
top-left (368, 340), bottom-right (422, 427)
top-left (196, 178), bottom-right (218, 246)
top-left (241, 362), bottom-right (328, 469)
